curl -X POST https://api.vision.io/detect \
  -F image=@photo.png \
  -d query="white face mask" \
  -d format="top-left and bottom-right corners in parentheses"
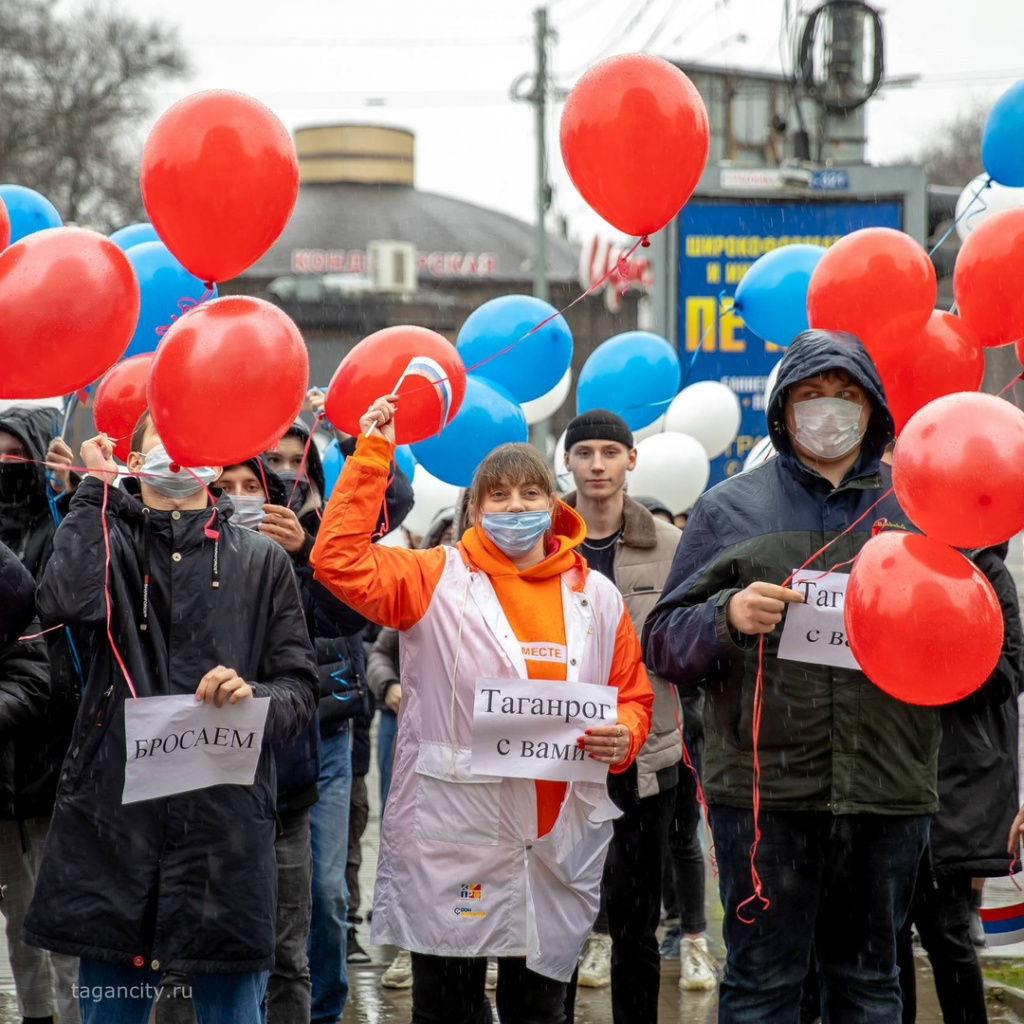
top-left (791, 397), bottom-right (865, 460)
top-left (226, 493), bottom-right (266, 530)
top-left (136, 444), bottom-right (220, 499)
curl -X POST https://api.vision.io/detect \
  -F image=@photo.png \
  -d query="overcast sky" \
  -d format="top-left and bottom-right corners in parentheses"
top-left (97, 0), bottom-right (1024, 241)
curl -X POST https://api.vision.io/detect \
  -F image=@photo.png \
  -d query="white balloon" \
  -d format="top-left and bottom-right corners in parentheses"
top-left (632, 413), bottom-right (666, 443)
top-left (521, 367), bottom-right (572, 425)
top-left (955, 174), bottom-right (1024, 243)
top-left (553, 429), bottom-right (574, 493)
top-left (663, 381), bottom-right (742, 459)
top-left (627, 432), bottom-right (710, 514)
top-left (403, 465), bottom-right (461, 536)
top-left (742, 434), bottom-right (777, 473)
top-left (763, 360), bottom-right (783, 414)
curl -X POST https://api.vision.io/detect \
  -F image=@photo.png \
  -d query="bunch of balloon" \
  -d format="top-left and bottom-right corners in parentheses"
top-left (576, 332), bottom-right (680, 431)
top-left (522, 369), bottom-right (572, 426)
top-left (805, 227), bottom-right (936, 360)
top-left (110, 223), bottom-right (160, 251)
top-left (560, 54), bottom-right (709, 239)
top-left (0, 185), bottom-right (61, 243)
top-left (732, 244), bottom-right (825, 348)
top-left (411, 377), bottom-right (528, 488)
top-left (124, 242), bottom-right (218, 359)
top-left (93, 355), bottom-right (155, 462)
top-left (325, 326), bottom-right (467, 444)
top-left (626, 433), bottom-right (710, 515)
top-left (139, 90), bottom-right (306, 463)
top-left (0, 227), bottom-right (140, 399)
top-left (456, 295), bottom-right (572, 403)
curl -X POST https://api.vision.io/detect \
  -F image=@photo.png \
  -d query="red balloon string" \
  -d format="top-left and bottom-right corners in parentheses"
top-left (17, 623), bottom-right (66, 641)
top-left (155, 287), bottom-right (216, 338)
top-left (736, 485), bottom-right (896, 924)
top-left (670, 689), bottom-right (717, 879)
top-left (100, 476), bottom-right (138, 701)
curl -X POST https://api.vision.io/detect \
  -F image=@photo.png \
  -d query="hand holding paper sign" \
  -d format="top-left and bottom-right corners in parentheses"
top-left (580, 723), bottom-right (631, 765)
top-left (196, 665), bottom-right (253, 707)
top-left (727, 581), bottom-right (804, 635)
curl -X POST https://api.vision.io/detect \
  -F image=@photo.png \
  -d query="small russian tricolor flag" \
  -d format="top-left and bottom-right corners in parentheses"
top-left (395, 355), bottom-right (453, 436)
top-left (980, 901), bottom-right (1024, 945)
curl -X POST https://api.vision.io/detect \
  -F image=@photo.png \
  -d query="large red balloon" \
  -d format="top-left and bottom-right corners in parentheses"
top-left (325, 326), bottom-right (466, 444)
top-left (559, 54), bottom-right (709, 238)
top-left (806, 228), bottom-right (936, 357)
top-left (953, 207), bottom-right (1024, 348)
top-left (148, 296), bottom-right (308, 466)
top-left (93, 354), bottom-right (155, 462)
top-left (0, 227), bottom-right (139, 398)
top-left (892, 392), bottom-right (1024, 548)
top-left (873, 312), bottom-right (984, 435)
top-left (0, 197), bottom-right (9, 251)
top-left (140, 91), bottom-right (299, 285)
top-left (845, 531), bottom-right (1003, 705)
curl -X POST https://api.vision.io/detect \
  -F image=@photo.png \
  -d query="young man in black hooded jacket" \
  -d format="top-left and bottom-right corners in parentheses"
top-left (644, 330), bottom-right (940, 1024)
top-left (24, 419), bottom-right (318, 1024)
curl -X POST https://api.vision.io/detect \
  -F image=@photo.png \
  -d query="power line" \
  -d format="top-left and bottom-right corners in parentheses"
top-left (558, 0), bottom-right (660, 77)
top-left (637, 0), bottom-right (684, 54)
top-left (180, 33), bottom-right (532, 49)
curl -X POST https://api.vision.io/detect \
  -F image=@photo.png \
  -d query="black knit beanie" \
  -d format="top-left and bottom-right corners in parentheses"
top-left (564, 409), bottom-right (634, 451)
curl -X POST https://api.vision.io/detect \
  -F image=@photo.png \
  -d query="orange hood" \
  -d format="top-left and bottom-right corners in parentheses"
top-left (459, 500), bottom-right (587, 582)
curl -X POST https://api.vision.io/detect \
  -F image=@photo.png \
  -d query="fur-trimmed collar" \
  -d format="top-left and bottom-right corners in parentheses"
top-left (561, 491), bottom-right (658, 550)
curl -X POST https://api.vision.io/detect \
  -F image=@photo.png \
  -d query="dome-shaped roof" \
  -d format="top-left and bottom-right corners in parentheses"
top-left (243, 181), bottom-right (579, 285)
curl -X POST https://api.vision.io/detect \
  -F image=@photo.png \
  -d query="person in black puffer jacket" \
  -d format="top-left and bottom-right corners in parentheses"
top-left (262, 417), bottom-right (412, 1024)
top-left (24, 419), bottom-right (318, 1024)
top-left (0, 406), bottom-right (84, 1024)
top-left (896, 543), bottom-right (1023, 1024)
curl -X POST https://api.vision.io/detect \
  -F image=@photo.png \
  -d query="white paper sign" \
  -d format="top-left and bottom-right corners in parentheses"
top-left (777, 569), bottom-right (861, 671)
top-left (123, 694), bottom-right (271, 805)
top-left (471, 678), bottom-right (616, 784)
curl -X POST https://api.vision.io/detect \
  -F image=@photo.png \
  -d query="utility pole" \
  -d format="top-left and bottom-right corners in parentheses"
top-left (532, 6), bottom-right (551, 305)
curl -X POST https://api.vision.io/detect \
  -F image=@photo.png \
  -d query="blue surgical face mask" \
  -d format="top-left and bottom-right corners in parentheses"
top-left (226, 493), bottom-right (266, 530)
top-left (136, 444), bottom-right (220, 499)
top-left (480, 510), bottom-right (552, 557)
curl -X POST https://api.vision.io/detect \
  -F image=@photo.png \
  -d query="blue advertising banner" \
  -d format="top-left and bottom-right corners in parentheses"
top-left (677, 198), bottom-right (903, 482)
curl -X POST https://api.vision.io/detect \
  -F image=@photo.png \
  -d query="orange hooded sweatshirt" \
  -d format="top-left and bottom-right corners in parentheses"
top-left (310, 433), bottom-right (653, 836)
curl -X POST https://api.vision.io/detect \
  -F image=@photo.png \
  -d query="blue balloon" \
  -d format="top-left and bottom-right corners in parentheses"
top-left (110, 222), bottom-right (160, 250)
top-left (733, 244), bottom-right (826, 346)
top-left (394, 444), bottom-right (416, 484)
top-left (321, 437), bottom-right (345, 498)
top-left (983, 80), bottom-right (1024, 187)
top-left (411, 376), bottom-right (528, 487)
top-left (0, 185), bottom-right (61, 243)
top-left (124, 241), bottom-right (217, 358)
top-left (457, 295), bottom-right (573, 403)
top-left (576, 332), bottom-right (680, 431)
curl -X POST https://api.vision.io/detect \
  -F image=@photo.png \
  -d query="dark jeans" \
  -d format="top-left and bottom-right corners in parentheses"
top-left (710, 805), bottom-right (929, 1024)
top-left (266, 806), bottom-right (312, 1023)
top-left (897, 862), bottom-right (986, 1024)
top-left (663, 738), bottom-right (707, 934)
top-left (346, 773), bottom-right (368, 921)
top-left (410, 953), bottom-right (566, 1024)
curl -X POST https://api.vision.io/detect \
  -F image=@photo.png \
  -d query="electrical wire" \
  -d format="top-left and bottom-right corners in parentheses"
top-left (637, 0), bottom-right (684, 54)
top-left (558, 0), bottom-right (660, 77)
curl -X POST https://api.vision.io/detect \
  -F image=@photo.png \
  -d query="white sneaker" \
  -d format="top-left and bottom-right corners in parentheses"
top-left (381, 948), bottom-right (413, 989)
top-left (485, 958), bottom-right (498, 991)
top-left (577, 933), bottom-right (613, 988)
top-left (679, 935), bottom-right (718, 991)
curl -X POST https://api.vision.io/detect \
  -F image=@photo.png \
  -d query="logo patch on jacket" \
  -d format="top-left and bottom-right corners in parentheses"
top-left (460, 883), bottom-right (482, 900)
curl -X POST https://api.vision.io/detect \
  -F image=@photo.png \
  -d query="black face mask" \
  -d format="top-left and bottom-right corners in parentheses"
top-left (277, 471), bottom-right (311, 515)
top-left (0, 462), bottom-right (36, 504)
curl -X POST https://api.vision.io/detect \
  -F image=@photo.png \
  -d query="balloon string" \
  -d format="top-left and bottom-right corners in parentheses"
top-left (100, 476), bottom-right (138, 701)
top-left (737, 485), bottom-right (895, 924)
top-left (928, 176), bottom-right (991, 258)
top-left (670, 689), bottom-right (717, 880)
top-left (18, 623), bottom-right (67, 641)
top-left (155, 287), bottom-right (216, 338)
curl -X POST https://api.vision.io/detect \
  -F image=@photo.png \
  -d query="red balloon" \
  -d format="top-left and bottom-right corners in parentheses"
top-left (148, 296), bottom-right (308, 466)
top-left (559, 54), bottom-right (709, 238)
top-left (325, 326), bottom-right (466, 445)
top-left (0, 197), bottom-right (9, 251)
top-left (892, 392), bottom-right (1024, 548)
top-left (873, 312), bottom-right (984, 435)
top-left (806, 228), bottom-right (936, 357)
top-left (953, 207), bottom-right (1024, 348)
top-left (140, 90), bottom-right (299, 285)
top-left (93, 355), bottom-right (155, 462)
top-left (0, 227), bottom-right (139, 398)
top-left (845, 531), bottom-right (1003, 705)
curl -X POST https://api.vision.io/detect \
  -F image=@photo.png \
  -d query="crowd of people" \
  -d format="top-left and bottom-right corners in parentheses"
top-left (0, 326), bottom-right (1018, 1024)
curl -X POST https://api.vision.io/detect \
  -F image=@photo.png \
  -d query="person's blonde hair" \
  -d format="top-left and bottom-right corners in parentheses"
top-left (470, 443), bottom-right (555, 513)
